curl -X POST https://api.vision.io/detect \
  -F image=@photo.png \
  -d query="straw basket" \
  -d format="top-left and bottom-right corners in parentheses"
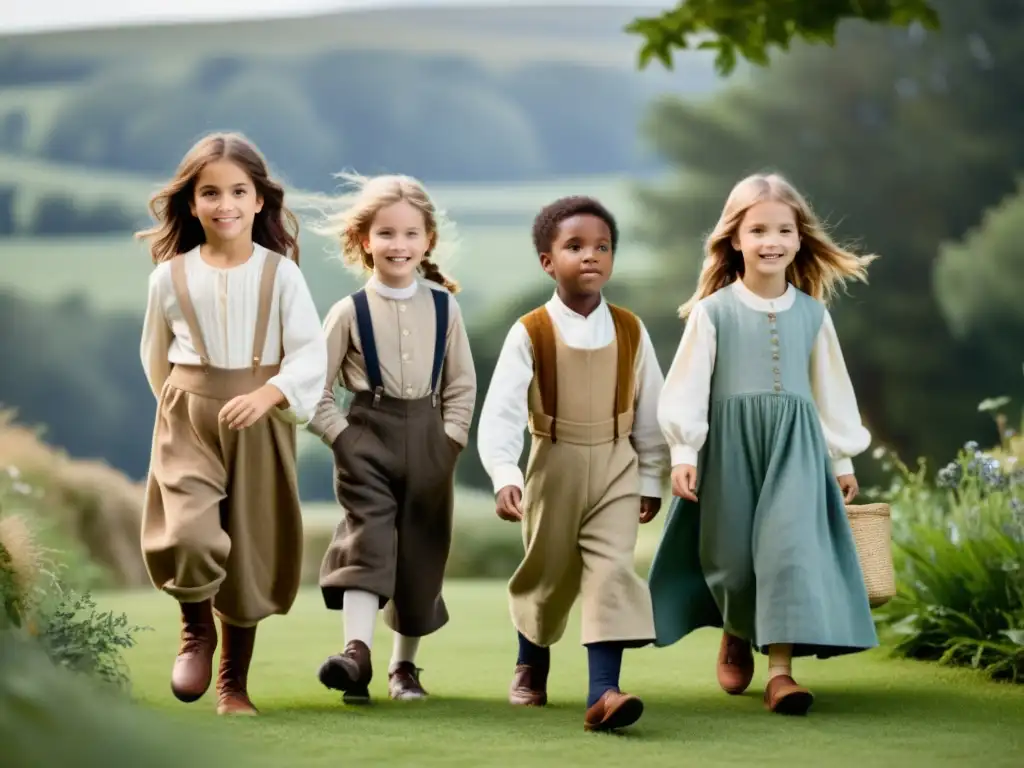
top-left (845, 503), bottom-right (896, 608)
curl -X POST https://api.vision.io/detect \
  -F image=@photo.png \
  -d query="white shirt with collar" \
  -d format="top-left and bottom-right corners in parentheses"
top-left (657, 280), bottom-right (871, 477)
top-left (476, 291), bottom-right (669, 498)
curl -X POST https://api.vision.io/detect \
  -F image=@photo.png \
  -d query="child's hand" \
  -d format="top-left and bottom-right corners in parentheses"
top-left (219, 384), bottom-right (284, 430)
top-left (495, 485), bottom-right (523, 522)
top-left (639, 496), bottom-right (661, 524)
top-left (671, 464), bottom-right (698, 501)
top-left (837, 473), bottom-right (859, 503)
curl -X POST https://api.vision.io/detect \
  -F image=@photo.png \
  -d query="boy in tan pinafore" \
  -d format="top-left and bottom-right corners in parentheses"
top-left (476, 196), bottom-right (669, 732)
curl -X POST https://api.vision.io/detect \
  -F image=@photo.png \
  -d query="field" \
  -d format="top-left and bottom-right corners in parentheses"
top-left (98, 581), bottom-right (1024, 767)
top-left (0, 157), bottom-right (663, 319)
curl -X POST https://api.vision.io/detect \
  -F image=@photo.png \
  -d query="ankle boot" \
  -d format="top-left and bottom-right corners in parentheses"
top-left (216, 620), bottom-right (258, 716)
top-left (171, 599), bottom-right (217, 703)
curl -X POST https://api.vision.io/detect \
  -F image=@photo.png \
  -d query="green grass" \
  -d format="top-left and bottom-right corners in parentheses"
top-left (97, 582), bottom-right (1024, 767)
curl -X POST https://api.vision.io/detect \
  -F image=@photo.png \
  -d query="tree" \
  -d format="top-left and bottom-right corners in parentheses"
top-left (628, 0), bottom-right (941, 74)
top-left (630, 0), bottom-right (1024, 474)
top-left (934, 178), bottom-right (1024, 382)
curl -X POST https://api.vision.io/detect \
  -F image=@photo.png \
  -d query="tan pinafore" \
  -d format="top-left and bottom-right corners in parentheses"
top-left (508, 304), bottom-right (656, 647)
top-left (141, 251), bottom-right (303, 627)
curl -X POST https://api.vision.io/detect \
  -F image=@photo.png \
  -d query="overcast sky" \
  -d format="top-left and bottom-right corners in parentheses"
top-left (4, 0), bottom-right (650, 35)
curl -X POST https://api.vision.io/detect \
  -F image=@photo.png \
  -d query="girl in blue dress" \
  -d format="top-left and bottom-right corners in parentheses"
top-left (648, 173), bottom-right (879, 715)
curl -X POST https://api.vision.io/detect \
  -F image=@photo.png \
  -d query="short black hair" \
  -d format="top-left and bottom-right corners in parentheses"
top-left (531, 195), bottom-right (619, 256)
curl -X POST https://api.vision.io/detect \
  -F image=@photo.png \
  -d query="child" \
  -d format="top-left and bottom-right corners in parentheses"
top-left (648, 173), bottom-right (879, 715)
top-left (137, 132), bottom-right (328, 716)
top-left (476, 196), bottom-right (669, 732)
top-left (306, 173), bottom-right (476, 704)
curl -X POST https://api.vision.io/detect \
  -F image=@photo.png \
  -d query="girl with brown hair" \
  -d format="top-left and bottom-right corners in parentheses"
top-left (137, 132), bottom-right (327, 716)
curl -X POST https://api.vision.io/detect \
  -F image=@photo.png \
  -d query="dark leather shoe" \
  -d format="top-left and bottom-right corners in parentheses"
top-left (584, 689), bottom-right (644, 732)
top-left (388, 661), bottom-right (428, 701)
top-left (717, 631), bottom-right (755, 695)
top-left (318, 639), bottom-right (373, 704)
top-left (764, 674), bottom-right (814, 715)
top-left (508, 663), bottom-right (547, 706)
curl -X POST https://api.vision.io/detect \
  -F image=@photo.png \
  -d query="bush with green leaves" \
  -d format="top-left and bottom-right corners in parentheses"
top-left (871, 379), bottom-right (1024, 682)
top-left (0, 466), bottom-right (148, 691)
top-left (1, 629), bottom-right (264, 768)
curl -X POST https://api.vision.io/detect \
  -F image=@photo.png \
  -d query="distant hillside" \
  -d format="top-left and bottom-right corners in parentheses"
top-left (0, 4), bottom-right (721, 191)
top-left (3, 5), bottom-right (705, 74)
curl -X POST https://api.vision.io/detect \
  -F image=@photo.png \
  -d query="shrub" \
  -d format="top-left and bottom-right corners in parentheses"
top-left (872, 386), bottom-right (1024, 682)
top-left (0, 410), bottom-right (149, 589)
top-left (0, 466), bottom-right (149, 691)
top-left (1, 630), bottom-right (264, 768)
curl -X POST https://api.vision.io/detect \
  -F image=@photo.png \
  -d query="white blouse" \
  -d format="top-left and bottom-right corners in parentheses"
top-left (477, 291), bottom-right (669, 498)
top-left (658, 281), bottom-right (871, 477)
top-left (140, 245), bottom-right (328, 425)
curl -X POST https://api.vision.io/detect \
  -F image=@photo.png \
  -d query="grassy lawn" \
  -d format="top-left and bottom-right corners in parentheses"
top-left (98, 582), bottom-right (1024, 767)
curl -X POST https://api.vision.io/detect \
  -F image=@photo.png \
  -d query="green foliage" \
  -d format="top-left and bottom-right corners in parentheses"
top-left (872, 388), bottom-right (1024, 682)
top-left (0, 467), bottom-right (149, 691)
top-left (32, 587), bottom-right (149, 691)
top-left (934, 179), bottom-right (1024, 378)
top-left (628, 0), bottom-right (941, 74)
top-left (633, 0), bottom-right (1024, 477)
top-left (0, 630), bottom-right (259, 768)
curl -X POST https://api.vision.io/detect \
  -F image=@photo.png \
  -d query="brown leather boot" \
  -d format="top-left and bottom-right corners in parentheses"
top-left (317, 640), bottom-right (373, 704)
top-left (508, 664), bottom-right (548, 706)
top-left (216, 621), bottom-right (258, 716)
top-left (764, 674), bottom-right (813, 715)
top-left (717, 631), bottom-right (754, 695)
top-left (170, 600), bottom-right (217, 703)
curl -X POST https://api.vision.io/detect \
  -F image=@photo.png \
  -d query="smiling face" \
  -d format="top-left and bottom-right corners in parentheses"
top-left (360, 199), bottom-right (433, 289)
top-left (540, 213), bottom-right (614, 299)
top-left (731, 200), bottom-right (801, 282)
top-left (189, 158), bottom-right (263, 244)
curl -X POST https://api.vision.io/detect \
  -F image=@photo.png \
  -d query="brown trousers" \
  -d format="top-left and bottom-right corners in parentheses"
top-left (319, 391), bottom-right (459, 637)
top-left (141, 249), bottom-right (302, 627)
top-left (508, 304), bottom-right (656, 647)
top-left (142, 365), bottom-right (304, 627)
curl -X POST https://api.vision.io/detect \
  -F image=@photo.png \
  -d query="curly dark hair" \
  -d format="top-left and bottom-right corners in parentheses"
top-left (531, 195), bottom-right (619, 257)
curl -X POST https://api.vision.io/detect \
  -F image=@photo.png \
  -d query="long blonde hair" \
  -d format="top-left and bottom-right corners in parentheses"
top-left (678, 173), bottom-right (877, 318)
top-left (307, 172), bottom-right (459, 293)
top-left (135, 132), bottom-right (300, 264)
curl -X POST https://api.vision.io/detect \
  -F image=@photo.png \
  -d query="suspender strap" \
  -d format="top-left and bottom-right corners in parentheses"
top-left (170, 254), bottom-right (211, 371)
top-left (251, 251), bottom-right (282, 372)
top-left (351, 289), bottom-right (385, 406)
top-left (429, 289), bottom-right (448, 407)
top-left (608, 303), bottom-right (641, 441)
top-left (520, 307), bottom-right (558, 443)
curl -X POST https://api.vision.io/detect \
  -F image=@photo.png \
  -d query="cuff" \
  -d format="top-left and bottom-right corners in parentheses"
top-left (670, 444), bottom-right (699, 468)
top-left (444, 422), bottom-right (469, 448)
top-left (833, 456), bottom-right (854, 477)
top-left (320, 419), bottom-right (349, 448)
top-left (491, 464), bottom-right (524, 495)
top-left (639, 474), bottom-right (664, 499)
top-left (266, 376), bottom-right (301, 422)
